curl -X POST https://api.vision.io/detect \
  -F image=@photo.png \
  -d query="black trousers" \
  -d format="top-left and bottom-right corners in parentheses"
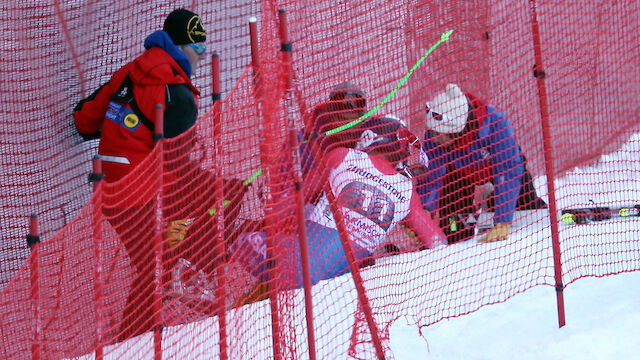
top-left (438, 154), bottom-right (546, 244)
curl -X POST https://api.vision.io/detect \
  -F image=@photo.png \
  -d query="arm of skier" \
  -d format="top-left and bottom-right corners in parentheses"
top-left (403, 192), bottom-right (447, 249)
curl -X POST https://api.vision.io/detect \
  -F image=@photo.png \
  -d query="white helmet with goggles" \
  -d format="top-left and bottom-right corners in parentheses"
top-left (425, 83), bottom-right (469, 134)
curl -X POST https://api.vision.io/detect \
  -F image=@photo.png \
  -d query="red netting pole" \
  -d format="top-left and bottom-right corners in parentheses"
top-left (307, 139), bottom-right (386, 359)
top-left (212, 53), bottom-right (222, 103)
top-left (27, 213), bottom-right (41, 360)
top-left (249, 17), bottom-right (262, 90)
top-left (288, 130), bottom-right (318, 360)
top-left (280, 9), bottom-right (317, 360)
top-left (528, 0), bottom-right (566, 328)
top-left (211, 52), bottom-right (229, 360)
top-left (90, 156), bottom-right (105, 359)
top-left (152, 104), bottom-right (164, 359)
top-left (278, 9), bottom-right (292, 88)
top-left (250, 16), bottom-right (282, 360)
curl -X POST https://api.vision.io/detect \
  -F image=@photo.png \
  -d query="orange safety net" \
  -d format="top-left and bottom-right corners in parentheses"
top-left (1, 0), bottom-right (639, 359)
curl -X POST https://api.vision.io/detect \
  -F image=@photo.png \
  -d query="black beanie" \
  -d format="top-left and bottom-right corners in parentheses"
top-left (163, 9), bottom-right (206, 45)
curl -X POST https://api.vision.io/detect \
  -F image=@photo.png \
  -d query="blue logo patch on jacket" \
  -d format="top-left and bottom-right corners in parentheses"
top-left (106, 101), bottom-right (141, 131)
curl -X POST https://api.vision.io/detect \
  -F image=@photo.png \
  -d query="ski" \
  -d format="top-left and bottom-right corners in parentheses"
top-left (561, 205), bottom-right (640, 224)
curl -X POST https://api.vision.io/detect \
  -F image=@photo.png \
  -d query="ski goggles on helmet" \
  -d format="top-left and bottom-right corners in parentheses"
top-left (425, 103), bottom-right (443, 121)
top-left (187, 43), bottom-right (207, 55)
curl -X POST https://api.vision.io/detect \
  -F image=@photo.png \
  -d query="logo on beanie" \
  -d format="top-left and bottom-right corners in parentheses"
top-left (164, 9), bottom-right (206, 45)
top-left (124, 113), bottom-right (140, 129)
top-left (187, 16), bottom-right (206, 43)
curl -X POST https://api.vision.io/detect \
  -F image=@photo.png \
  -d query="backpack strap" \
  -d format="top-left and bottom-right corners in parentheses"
top-left (111, 75), bottom-right (156, 132)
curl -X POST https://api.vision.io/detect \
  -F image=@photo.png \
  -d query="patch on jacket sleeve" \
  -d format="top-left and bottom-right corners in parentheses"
top-left (106, 101), bottom-right (141, 131)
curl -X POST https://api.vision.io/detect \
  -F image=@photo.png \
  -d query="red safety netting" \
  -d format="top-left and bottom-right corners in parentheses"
top-left (1, 0), bottom-right (639, 359)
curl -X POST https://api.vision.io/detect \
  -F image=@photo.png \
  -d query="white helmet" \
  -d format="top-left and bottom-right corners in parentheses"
top-left (425, 83), bottom-right (469, 134)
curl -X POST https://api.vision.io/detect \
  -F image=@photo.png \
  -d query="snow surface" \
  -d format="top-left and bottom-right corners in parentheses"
top-left (390, 270), bottom-right (640, 360)
top-left (75, 134), bottom-right (639, 359)
top-left (88, 219), bottom-right (640, 360)
top-left (392, 134), bottom-right (640, 360)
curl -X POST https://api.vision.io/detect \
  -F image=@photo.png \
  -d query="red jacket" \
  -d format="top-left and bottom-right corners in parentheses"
top-left (74, 31), bottom-right (199, 184)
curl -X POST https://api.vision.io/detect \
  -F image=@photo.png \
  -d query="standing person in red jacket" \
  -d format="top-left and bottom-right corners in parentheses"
top-left (74, 9), bottom-right (244, 340)
top-left (74, 9), bottom-right (207, 179)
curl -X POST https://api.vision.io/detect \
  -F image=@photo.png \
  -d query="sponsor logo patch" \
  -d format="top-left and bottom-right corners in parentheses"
top-left (124, 113), bottom-right (139, 128)
top-left (105, 101), bottom-right (141, 131)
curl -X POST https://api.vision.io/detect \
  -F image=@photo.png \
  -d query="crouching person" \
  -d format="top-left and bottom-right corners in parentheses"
top-left (418, 84), bottom-right (547, 244)
top-left (231, 116), bottom-right (446, 292)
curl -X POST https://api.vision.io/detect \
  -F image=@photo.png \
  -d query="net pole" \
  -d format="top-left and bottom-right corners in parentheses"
top-left (152, 104), bottom-right (164, 359)
top-left (279, 9), bottom-right (318, 360)
top-left (288, 129), bottom-right (318, 360)
top-left (528, 0), bottom-right (566, 328)
top-left (250, 17), bottom-right (263, 90)
top-left (27, 213), bottom-right (41, 360)
top-left (278, 9), bottom-right (292, 88)
top-left (212, 53), bottom-right (222, 102)
top-left (250, 16), bottom-right (282, 360)
top-left (211, 53), bottom-right (229, 360)
top-left (90, 156), bottom-right (105, 360)
top-left (306, 138), bottom-right (386, 360)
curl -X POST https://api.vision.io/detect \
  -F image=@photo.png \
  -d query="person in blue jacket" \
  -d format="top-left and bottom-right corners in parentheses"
top-left (417, 84), bottom-right (546, 244)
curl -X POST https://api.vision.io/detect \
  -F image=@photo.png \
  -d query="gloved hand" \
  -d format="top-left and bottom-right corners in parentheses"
top-left (165, 218), bottom-right (194, 248)
top-left (400, 222), bottom-right (421, 248)
top-left (478, 222), bottom-right (511, 243)
top-left (78, 130), bottom-right (101, 141)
